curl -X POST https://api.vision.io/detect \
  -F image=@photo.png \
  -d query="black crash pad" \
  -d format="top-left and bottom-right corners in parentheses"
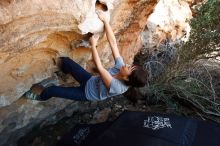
top-left (57, 111), bottom-right (220, 146)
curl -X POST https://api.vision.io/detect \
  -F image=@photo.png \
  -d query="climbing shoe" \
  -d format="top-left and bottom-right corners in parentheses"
top-left (25, 90), bottom-right (41, 100)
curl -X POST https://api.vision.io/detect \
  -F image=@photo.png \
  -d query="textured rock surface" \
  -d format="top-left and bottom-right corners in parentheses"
top-left (0, 0), bottom-right (113, 107)
top-left (0, 0), bottom-right (194, 145)
top-left (142, 0), bottom-right (192, 49)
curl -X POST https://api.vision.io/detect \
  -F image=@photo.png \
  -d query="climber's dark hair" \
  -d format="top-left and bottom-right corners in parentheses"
top-left (123, 66), bottom-right (148, 104)
top-left (124, 65), bottom-right (148, 87)
top-left (123, 87), bottom-right (143, 104)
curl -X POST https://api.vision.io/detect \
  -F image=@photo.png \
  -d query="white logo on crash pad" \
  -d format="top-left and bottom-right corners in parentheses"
top-left (143, 116), bottom-right (172, 130)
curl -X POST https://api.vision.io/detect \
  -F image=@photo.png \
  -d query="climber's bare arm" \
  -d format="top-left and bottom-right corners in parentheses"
top-left (90, 34), bottom-right (112, 89)
top-left (96, 10), bottom-right (121, 61)
top-left (104, 21), bottom-right (121, 60)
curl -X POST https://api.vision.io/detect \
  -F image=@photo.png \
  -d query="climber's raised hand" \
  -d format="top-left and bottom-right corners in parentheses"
top-left (96, 9), bottom-right (121, 62)
top-left (96, 10), bottom-right (107, 22)
top-left (90, 34), bottom-right (100, 47)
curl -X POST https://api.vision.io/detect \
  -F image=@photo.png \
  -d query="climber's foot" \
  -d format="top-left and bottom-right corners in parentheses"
top-left (25, 84), bottom-right (44, 100)
top-left (31, 84), bottom-right (44, 95)
top-left (25, 90), bottom-right (41, 100)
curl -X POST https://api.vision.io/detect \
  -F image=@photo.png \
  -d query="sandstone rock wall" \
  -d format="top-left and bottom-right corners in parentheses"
top-left (142, 0), bottom-right (192, 49)
top-left (0, 0), bottom-right (194, 145)
top-left (0, 0), bottom-right (111, 107)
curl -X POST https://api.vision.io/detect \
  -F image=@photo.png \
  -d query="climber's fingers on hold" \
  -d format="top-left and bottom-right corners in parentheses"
top-left (96, 10), bottom-right (106, 21)
top-left (90, 33), bottom-right (100, 45)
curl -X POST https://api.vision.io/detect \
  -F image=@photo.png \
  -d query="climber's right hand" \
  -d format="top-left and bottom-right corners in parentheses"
top-left (96, 10), bottom-right (107, 22)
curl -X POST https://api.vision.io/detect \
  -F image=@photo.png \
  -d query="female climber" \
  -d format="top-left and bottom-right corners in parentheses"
top-left (25, 10), bottom-right (148, 101)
